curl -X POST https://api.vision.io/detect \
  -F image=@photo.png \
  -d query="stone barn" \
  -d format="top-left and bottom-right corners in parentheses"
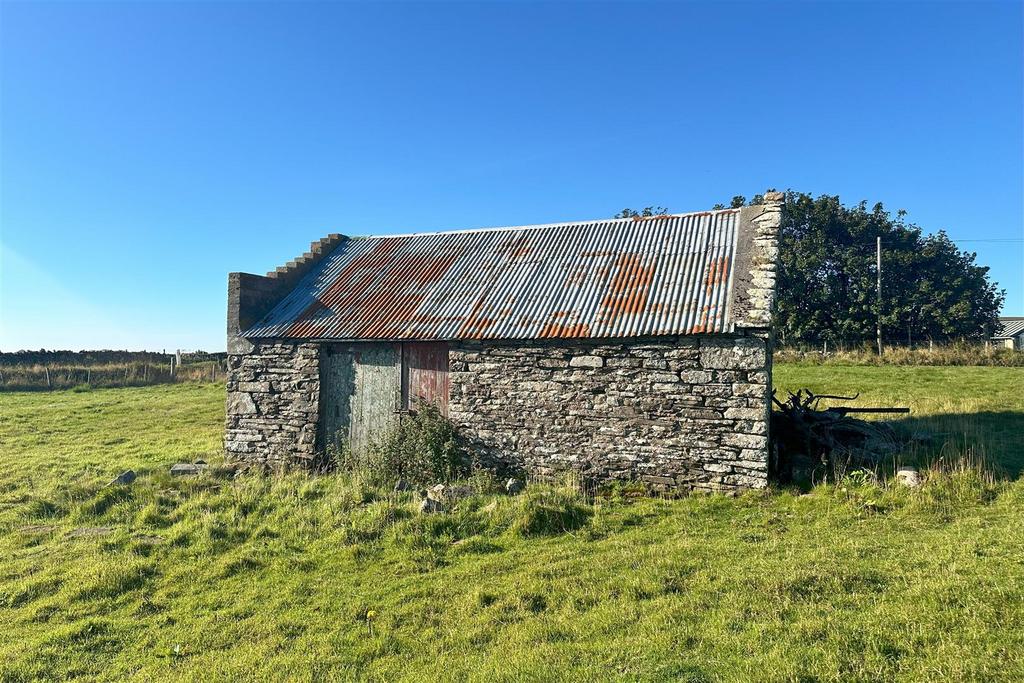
top-left (225, 192), bottom-right (782, 492)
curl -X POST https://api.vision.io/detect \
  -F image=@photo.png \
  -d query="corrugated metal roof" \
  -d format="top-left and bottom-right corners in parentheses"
top-left (995, 318), bottom-right (1024, 339)
top-left (244, 209), bottom-right (744, 341)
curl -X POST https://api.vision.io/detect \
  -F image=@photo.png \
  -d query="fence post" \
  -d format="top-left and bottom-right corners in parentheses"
top-left (170, 356), bottom-right (175, 381)
top-left (45, 366), bottom-right (51, 390)
top-left (876, 236), bottom-right (883, 357)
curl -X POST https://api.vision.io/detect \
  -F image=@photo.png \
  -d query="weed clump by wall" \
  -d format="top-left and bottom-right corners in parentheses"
top-left (327, 404), bottom-right (473, 486)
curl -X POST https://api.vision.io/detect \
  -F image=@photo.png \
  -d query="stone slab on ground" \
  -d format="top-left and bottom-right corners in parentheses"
top-left (108, 470), bottom-right (137, 486)
top-left (170, 463), bottom-right (207, 477)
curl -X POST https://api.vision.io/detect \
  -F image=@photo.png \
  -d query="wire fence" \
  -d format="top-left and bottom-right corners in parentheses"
top-left (775, 339), bottom-right (1023, 366)
top-left (779, 337), bottom-right (1020, 352)
top-left (0, 357), bottom-right (228, 392)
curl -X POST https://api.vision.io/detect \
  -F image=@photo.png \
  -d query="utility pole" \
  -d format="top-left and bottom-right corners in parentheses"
top-left (876, 236), bottom-right (883, 356)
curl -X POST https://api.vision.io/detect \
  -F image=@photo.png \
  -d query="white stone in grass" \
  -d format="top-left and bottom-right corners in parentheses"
top-left (896, 466), bottom-right (922, 488)
top-left (419, 498), bottom-right (444, 514)
top-left (428, 483), bottom-right (473, 501)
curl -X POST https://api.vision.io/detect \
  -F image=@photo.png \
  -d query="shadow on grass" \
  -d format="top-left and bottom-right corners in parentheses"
top-left (778, 410), bottom-right (1024, 488)
top-left (890, 411), bottom-right (1024, 479)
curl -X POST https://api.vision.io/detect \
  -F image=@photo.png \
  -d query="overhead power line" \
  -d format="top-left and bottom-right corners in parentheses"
top-left (949, 238), bottom-right (1024, 243)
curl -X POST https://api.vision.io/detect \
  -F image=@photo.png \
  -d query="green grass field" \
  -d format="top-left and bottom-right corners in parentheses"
top-left (2, 368), bottom-right (1023, 681)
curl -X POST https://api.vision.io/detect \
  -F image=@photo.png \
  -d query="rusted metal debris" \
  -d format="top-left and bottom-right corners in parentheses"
top-left (771, 389), bottom-right (910, 482)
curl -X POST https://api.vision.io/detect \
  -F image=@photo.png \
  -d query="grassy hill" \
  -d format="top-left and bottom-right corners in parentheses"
top-left (2, 369), bottom-right (1023, 681)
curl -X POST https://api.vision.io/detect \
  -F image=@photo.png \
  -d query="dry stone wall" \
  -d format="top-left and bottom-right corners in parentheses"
top-left (225, 336), bottom-right (771, 491)
top-left (224, 341), bottom-right (320, 465)
top-left (447, 335), bottom-right (771, 492)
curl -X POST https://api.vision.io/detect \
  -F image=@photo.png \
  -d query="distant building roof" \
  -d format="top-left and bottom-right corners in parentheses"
top-left (243, 206), bottom-right (773, 342)
top-left (994, 317), bottom-right (1024, 339)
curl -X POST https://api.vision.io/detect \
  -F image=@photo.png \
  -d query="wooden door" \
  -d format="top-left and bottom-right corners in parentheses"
top-left (319, 345), bottom-right (355, 452)
top-left (349, 344), bottom-right (402, 453)
top-left (319, 342), bottom-right (448, 455)
top-left (401, 342), bottom-right (450, 415)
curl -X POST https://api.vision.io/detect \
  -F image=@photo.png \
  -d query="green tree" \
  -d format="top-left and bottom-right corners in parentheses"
top-left (614, 206), bottom-right (669, 219)
top-left (771, 192), bottom-right (1002, 344)
top-left (617, 192), bottom-right (1005, 344)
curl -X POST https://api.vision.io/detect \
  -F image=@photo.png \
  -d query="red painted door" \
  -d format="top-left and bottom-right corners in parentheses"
top-left (401, 343), bottom-right (449, 415)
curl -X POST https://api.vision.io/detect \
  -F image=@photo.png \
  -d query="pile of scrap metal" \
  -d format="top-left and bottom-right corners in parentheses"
top-left (770, 389), bottom-right (910, 482)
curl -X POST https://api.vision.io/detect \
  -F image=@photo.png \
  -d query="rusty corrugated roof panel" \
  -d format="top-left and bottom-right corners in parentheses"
top-left (244, 209), bottom-right (744, 341)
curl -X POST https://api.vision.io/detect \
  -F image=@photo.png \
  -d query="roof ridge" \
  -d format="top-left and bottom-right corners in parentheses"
top-left (348, 208), bottom-right (741, 241)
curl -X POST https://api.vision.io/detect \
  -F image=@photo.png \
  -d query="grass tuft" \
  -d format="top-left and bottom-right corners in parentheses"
top-left (509, 488), bottom-right (593, 537)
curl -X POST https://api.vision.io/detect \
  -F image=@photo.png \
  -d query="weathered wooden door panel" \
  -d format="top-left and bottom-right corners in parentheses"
top-left (402, 342), bottom-right (450, 415)
top-left (319, 342), bottom-right (448, 455)
top-left (349, 344), bottom-right (402, 453)
top-left (319, 345), bottom-right (355, 451)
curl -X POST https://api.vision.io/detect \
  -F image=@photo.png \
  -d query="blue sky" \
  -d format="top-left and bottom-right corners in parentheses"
top-left (1, 1), bottom-right (1021, 352)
